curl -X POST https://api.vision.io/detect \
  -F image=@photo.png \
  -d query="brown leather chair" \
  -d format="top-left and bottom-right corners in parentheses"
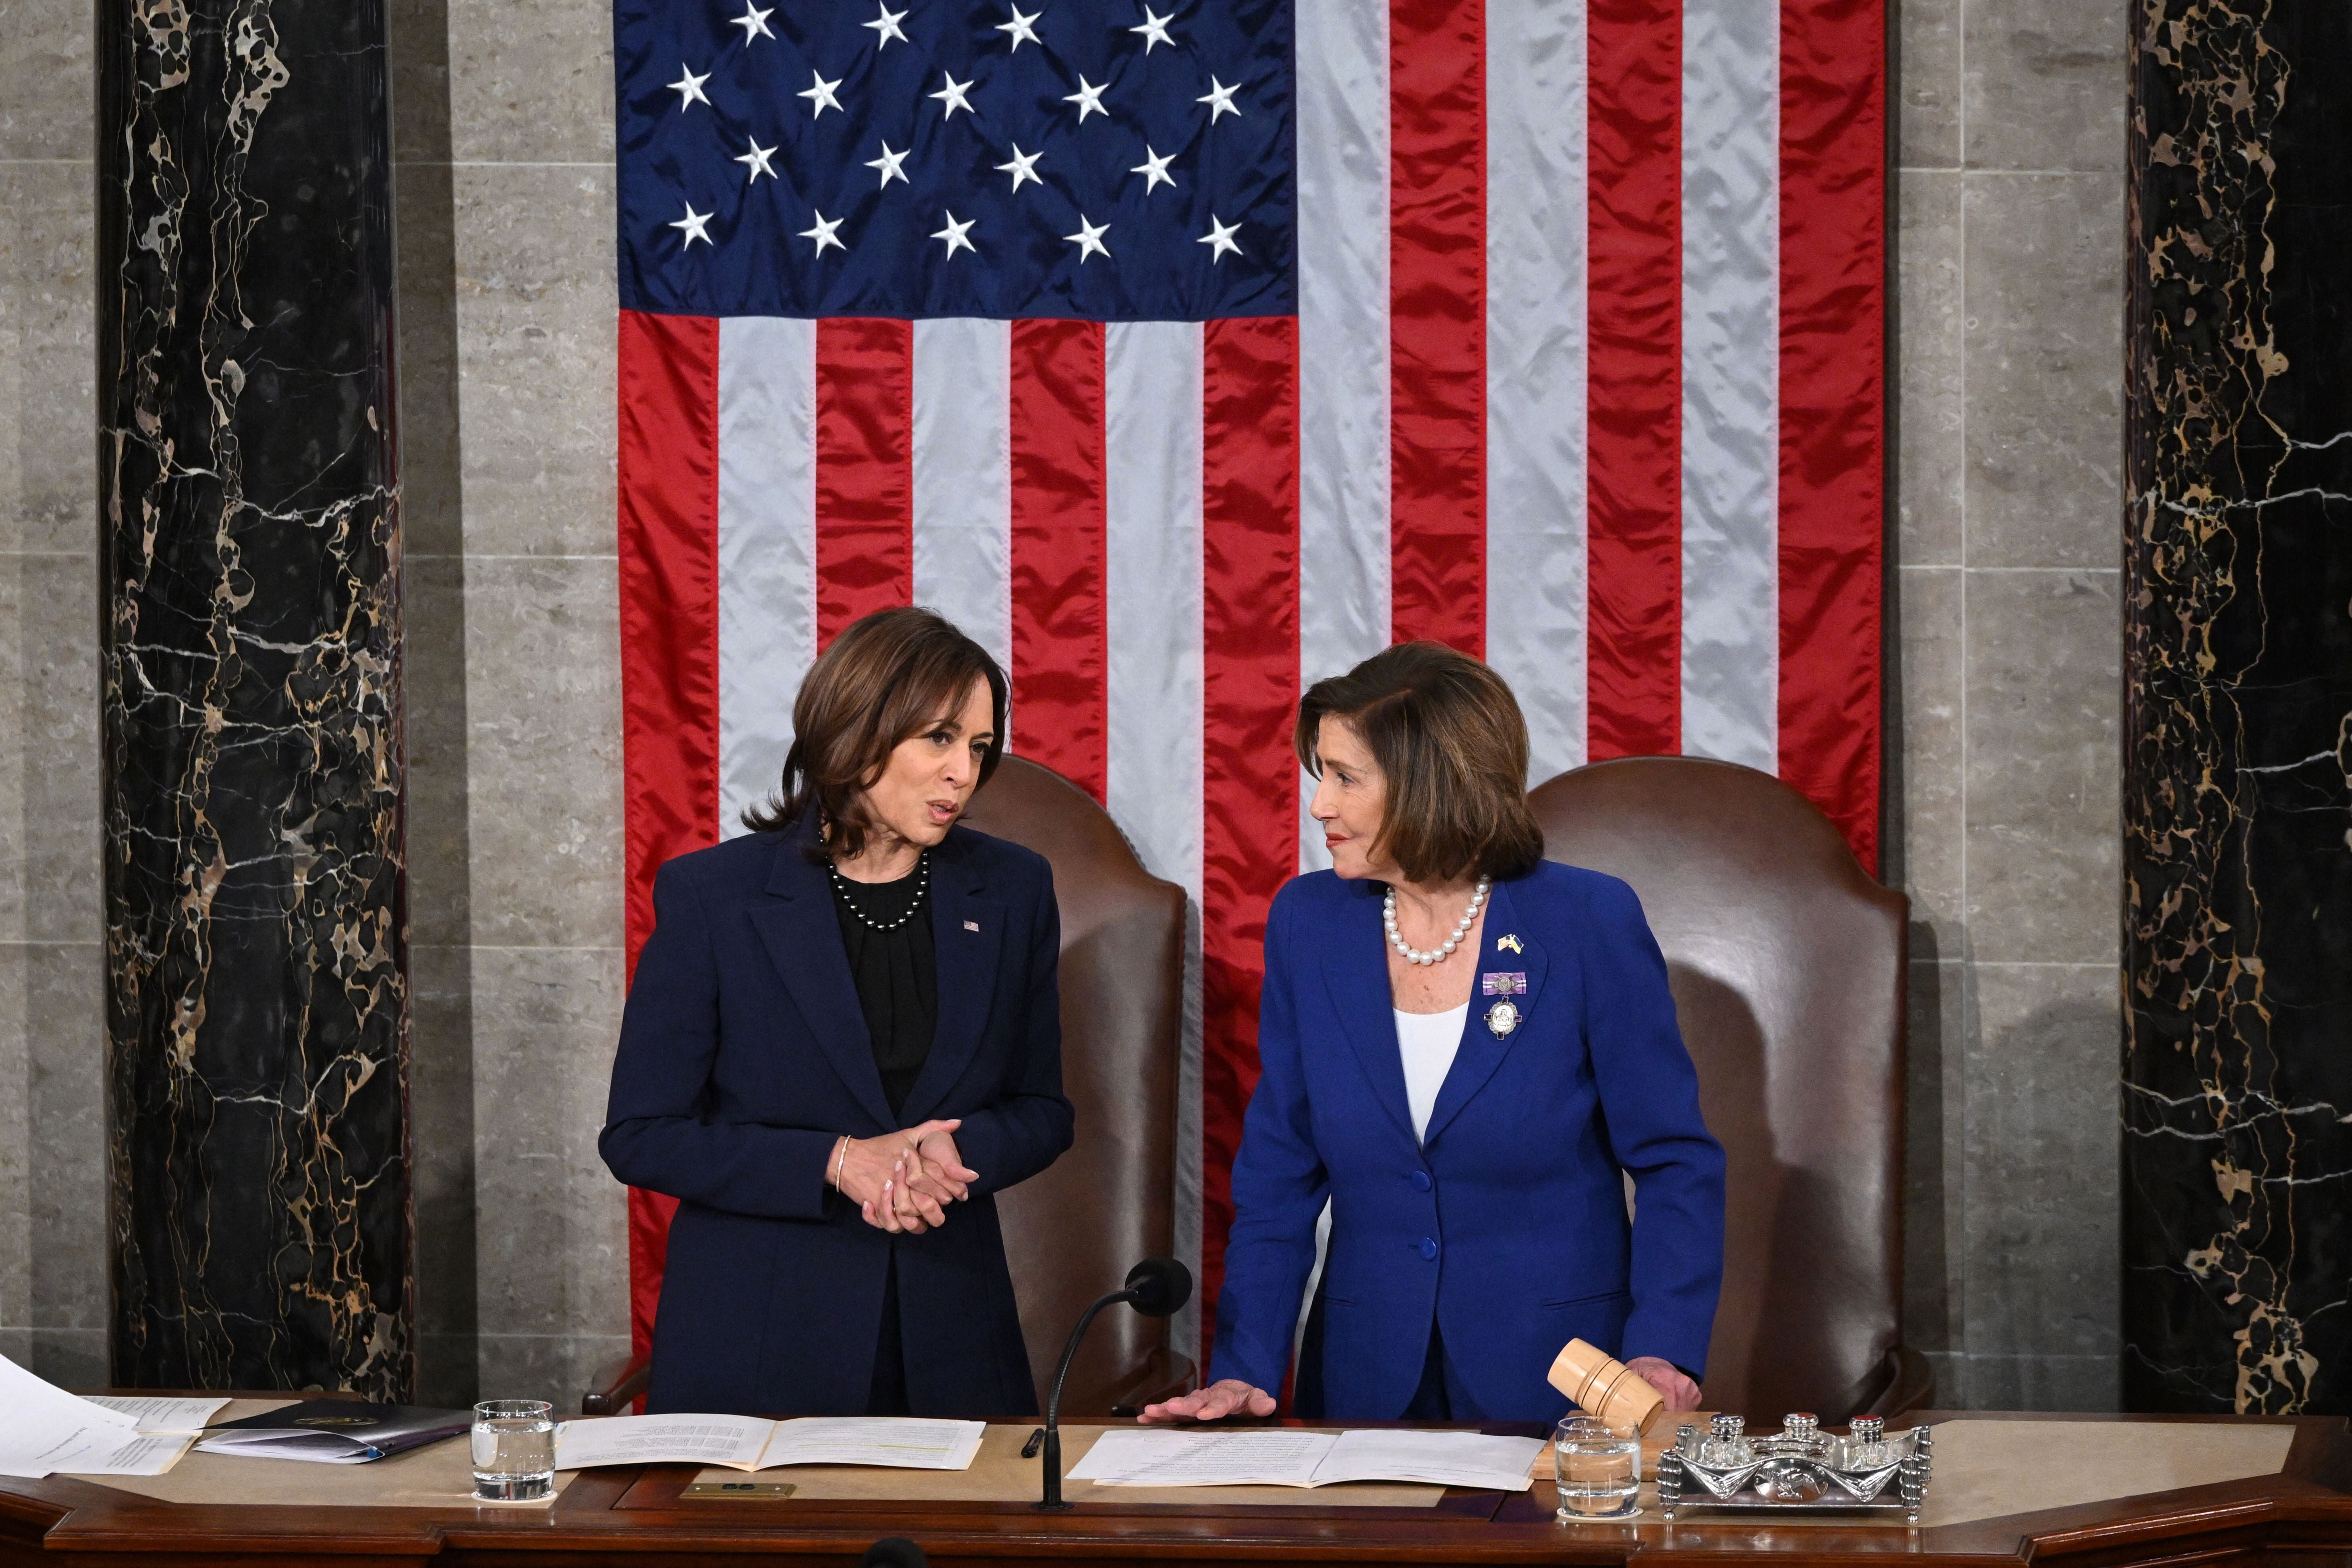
top-left (584, 755), bottom-right (1193, 1417)
top-left (1527, 756), bottom-right (1930, 1422)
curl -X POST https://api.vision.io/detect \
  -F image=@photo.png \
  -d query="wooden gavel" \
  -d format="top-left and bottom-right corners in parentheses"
top-left (1546, 1338), bottom-right (1668, 1433)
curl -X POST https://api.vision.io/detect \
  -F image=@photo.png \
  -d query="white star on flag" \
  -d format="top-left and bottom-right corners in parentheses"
top-left (1064, 214), bottom-right (1110, 261)
top-left (800, 71), bottom-right (845, 117)
top-left (670, 201), bottom-right (715, 247)
top-left (1130, 145), bottom-right (1176, 191)
top-left (996, 143), bottom-right (1044, 191)
top-left (1129, 8), bottom-right (1176, 50)
top-left (729, 3), bottom-right (774, 42)
top-left (735, 138), bottom-right (779, 182)
top-left (864, 2), bottom-right (910, 46)
top-left (996, 6), bottom-right (1043, 49)
top-left (1198, 214), bottom-right (1242, 261)
top-left (931, 72), bottom-right (977, 118)
top-left (668, 65), bottom-right (711, 110)
top-left (1064, 75), bottom-right (1108, 121)
top-left (866, 141), bottom-right (911, 187)
top-left (1197, 75), bottom-right (1240, 120)
top-left (932, 211), bottom-right (977, 257)
top-left (800, 210), bottom-right (846, 255)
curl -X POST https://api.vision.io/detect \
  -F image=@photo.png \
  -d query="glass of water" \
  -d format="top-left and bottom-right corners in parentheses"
top-left (1554, 1415), bottom-right (1642, 1522)
top-left (472, 1400), bottom-right (557, 1502)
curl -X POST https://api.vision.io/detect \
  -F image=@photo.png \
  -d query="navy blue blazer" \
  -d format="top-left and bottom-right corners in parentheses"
top-left (1207, 863), bottom-right (1726, 1421)
top-left (599, 819), bottom-right (1074, 1417)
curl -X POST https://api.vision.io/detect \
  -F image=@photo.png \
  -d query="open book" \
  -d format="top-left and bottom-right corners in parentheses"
top-left (1070, 1428), bottom-right (1544, 1491)
top-left (554, 1416), bottom-right (987, 1473)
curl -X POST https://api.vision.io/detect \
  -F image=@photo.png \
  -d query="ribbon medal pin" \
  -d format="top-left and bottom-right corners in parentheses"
top-left (1481, 971), bottom-right (1527, 1037)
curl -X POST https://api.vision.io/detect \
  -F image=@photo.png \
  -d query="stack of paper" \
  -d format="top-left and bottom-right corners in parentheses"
top-left (554, 1415), bottom-right (988, 1473)
top-left (0, 1357), bottom-right (214, 1478)
top-left (1069, 1428), bottom-right (1544, 1491)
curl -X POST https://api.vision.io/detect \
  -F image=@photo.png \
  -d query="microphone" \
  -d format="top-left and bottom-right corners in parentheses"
top-left (860, 1540), bottom-right (927, 1568)
top-left (1035, 1257), bottom-right (1194, 1510)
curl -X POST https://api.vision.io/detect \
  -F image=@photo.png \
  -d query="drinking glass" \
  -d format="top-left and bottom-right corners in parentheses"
top-left (472, 1400), bottom-right (557, 1502)
top-left (1553, 1415), bottom-right (1642, 1522)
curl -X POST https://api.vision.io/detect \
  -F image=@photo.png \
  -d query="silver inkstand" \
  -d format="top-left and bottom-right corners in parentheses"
top-left (1656, 1414), bottom-right (1933, 1523)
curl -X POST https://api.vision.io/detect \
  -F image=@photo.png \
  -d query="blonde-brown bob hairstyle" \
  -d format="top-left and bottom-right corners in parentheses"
top-left (1296, 641), bottom-right (1545, 885)
top-left (743, 606), bottom-right (1009, 859)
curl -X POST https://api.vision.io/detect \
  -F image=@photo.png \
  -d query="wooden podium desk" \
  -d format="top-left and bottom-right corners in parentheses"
top-left (3, 1410), bottom-right (2346, 1568)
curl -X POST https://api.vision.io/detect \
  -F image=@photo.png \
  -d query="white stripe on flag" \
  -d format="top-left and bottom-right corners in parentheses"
top-left (1485, 0), bottom-right (1590, 786)
top-left (1104, 322), bottom-right (1206, 900)
top-left (1679, 0), bottom-right (1780, 770)
top-left (716, 315), bottom-right (817, 840)
top-left (1295, 0), bottom-right (1392, 872)
top-left (912, 317), bottom-right (1014, 699)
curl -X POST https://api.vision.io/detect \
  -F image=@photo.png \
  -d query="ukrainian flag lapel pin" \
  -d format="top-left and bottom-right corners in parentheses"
top-left (1496, 933), bottom-right (1523, 954)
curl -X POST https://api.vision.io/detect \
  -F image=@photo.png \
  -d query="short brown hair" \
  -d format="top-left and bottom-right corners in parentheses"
top-left (1295, 642), bottom-right (1544, 884)
top-left (744, 606), bottom-right (1008, 857)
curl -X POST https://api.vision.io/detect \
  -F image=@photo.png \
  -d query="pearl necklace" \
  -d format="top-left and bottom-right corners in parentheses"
top-left (1383, 877), bottom-right (1491, 967)
top-left (830, 851), bottom-right (930, 931)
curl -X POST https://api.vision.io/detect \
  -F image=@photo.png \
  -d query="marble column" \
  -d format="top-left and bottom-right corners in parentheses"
top-left (2124, 1), bottom-right (2352, 1413)
top-left (97, 0), bottom-right (411, 1394)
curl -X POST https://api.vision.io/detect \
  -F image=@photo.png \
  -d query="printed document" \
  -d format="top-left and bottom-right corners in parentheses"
top-left (555, 1415), bottom-right (987, 1473)
top-left (84, 1396), bottom-right (233, 1433)
top-left (0, 1354), bottom-right (193, 1478)
top-left (1070, 1427), bottom-right (1542, 1491)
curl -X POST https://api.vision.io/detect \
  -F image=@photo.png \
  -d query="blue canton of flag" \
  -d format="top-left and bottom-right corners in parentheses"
top-left (616, 0), bottom-right (1296, 320)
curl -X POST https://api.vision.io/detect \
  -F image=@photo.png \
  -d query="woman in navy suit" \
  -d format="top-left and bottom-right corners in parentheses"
top-left (1147, 642), bottom-right (1724, 1424)
top-left (601, 608), bottom-right (1074, 1417)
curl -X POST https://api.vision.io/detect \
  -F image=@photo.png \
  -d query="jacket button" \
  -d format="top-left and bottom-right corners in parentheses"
top-left (1417, 1237), bottom-right (1439, 1261)
top-left (1410, 1171), bottom-right (1433, 1193)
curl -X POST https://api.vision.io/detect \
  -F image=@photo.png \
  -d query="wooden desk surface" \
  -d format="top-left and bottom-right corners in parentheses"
top-left (3, 1410), bottom-right (2346, 1568)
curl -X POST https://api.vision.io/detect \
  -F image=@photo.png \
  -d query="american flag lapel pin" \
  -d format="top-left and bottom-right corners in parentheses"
top-left (963, 919), bottom-right (980, 932)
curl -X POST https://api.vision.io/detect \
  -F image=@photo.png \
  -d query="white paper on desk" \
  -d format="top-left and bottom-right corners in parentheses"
top-left (58, 1433), bottom-right (196, 1477)
top-left (1313, 1430), bottom-right (1541, 1492)
top-left (83, 1395), bottom-right (232, 1434)
top-left (1068, 1428), bottom-right (1335, 1487)
top-left (0, 1352), bottom-right (145, 1477)
top-left (753, 1418), bottom-right (986, 1471)
top-left (555, 1415), bottom-right (777, 1471)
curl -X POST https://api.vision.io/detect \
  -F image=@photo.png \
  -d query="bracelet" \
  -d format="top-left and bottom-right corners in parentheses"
top-left (831, 1135), bottom-right (850, 1190)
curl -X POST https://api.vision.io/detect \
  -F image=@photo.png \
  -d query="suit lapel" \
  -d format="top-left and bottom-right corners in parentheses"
top-left (894, 835), bottom-right (1002, 1125)
top-left (1320, 880), bottom-right (1417, 1146)
top-left (1423, 878), bottom-right (1549, 1147)
top-left (747, 830), bottom-right (898, 1133)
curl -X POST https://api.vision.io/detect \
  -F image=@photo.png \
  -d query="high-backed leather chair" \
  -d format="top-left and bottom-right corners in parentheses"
top-left (585, 756), bottom-right (1191, 1418)
top-left (958, 756), bottom-right (1193, 1415)
top-left (1527, 756), bottom-right (1929, 1421)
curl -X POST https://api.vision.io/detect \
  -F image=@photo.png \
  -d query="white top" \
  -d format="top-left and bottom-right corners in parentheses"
top-left (1394, 1004), bottom-right (1468, 1143)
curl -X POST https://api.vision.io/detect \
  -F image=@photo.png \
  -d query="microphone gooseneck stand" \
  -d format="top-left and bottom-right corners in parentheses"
top-left (1034, 1257), bottom-right (1193, 1510)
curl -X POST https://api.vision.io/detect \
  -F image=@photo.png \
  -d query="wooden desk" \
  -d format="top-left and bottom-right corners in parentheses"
top-left (3, 1411), bottom-right (2346, 1568)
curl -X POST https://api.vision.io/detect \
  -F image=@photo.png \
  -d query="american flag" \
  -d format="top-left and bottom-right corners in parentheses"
top-left (612, 0), bottom-right (1883, 1359)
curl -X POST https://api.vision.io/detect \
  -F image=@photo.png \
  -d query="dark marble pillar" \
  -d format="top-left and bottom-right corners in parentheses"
top-left (2124, 1), bottom-right (2352, 1413)
top-left (97, 0), bottom-right (412, 1395)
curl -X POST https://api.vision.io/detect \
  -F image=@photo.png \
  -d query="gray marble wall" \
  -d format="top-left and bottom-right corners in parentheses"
top-left (2, 0), bottom-right (2123, 1410)
top-left (0, 0), bottom-right (108, 1390)
top-left (1892, 0), bottom-right (2127, 1408)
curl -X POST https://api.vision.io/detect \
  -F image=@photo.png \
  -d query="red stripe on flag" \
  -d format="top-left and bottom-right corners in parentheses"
top-left (1777, 0), bottom-right (1885, 871)
top-left (1199, 316), bottom-right (1301, 1354)
top-left (1584, 0), bottom-right (1682, 758)
top-left (616, 308), bottom-right (719, 1367)
top-left (815, 318), bottom-right (915, 647)
top-left (1008, 318), bottom-right (1110, 803)
top-left (1389, 0), bottom-right (1486, 655)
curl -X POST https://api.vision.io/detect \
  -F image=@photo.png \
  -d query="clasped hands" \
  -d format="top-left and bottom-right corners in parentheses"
top-left (828, 1118), bottom-right (979, 1234)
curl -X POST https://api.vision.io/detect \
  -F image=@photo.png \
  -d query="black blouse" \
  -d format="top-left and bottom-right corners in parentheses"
top-left (829, 856), bottom-right (938, 1116)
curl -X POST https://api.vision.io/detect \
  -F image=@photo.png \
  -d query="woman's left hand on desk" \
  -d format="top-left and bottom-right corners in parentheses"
top-left (1623, 1356), bottom-right (1701, 1410)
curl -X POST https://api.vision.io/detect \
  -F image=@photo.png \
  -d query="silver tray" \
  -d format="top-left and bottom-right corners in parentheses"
top-left (1656, 1425), bottom-right (1933, 1523)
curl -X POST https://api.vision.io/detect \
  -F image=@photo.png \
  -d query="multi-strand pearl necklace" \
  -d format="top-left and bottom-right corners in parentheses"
top-left (1383, 876), bottom-right (1491, 966)
top-left (830, 850), bottom-right (931, 931)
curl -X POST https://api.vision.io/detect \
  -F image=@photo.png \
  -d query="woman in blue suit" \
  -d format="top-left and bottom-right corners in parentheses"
top-left (601, 608), bottom-right (1074, 1417)
top-left (1147, 642), bottom-right (1724, 1423)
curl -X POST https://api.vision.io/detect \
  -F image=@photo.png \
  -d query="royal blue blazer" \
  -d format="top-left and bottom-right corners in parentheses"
top-left (1207, 863), bottom-right (1726, 1421)
top-left (599, 819), bottom-right (1074, 1417)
